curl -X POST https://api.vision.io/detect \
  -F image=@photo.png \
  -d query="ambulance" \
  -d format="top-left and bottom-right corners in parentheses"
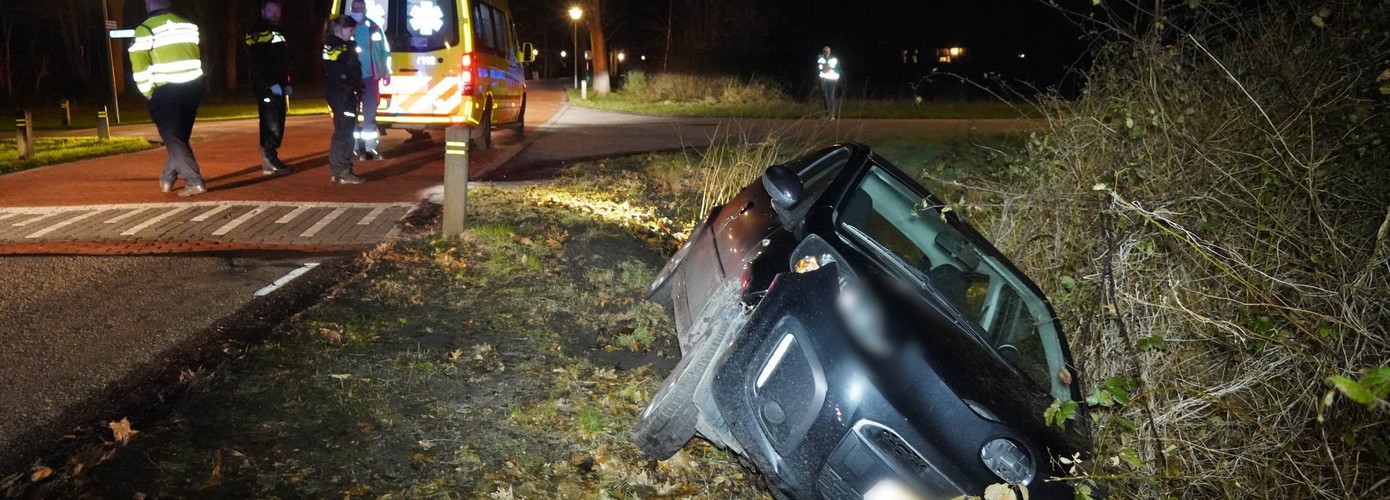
top-left (329, 0), bottom-right (535, 150)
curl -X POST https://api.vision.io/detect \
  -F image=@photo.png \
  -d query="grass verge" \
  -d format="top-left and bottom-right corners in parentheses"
top-left (0, 99), bottom-right (330, 133)
top-left (0, 137), bottom-right (153, 175)
top-left (566, 72), bottom-right (1032, 120)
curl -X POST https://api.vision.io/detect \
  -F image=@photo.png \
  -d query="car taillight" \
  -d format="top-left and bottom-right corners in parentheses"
top-left (459, 53), bottom-right (474, 95)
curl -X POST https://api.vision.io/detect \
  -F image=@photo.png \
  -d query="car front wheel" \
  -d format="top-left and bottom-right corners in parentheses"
top-left (632, 282), bottom-right (745, 459)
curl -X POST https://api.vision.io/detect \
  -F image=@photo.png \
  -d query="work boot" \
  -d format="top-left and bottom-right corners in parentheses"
top-left (178, 184), bottom-right (207, 197)
top-left (330, 172), bottom-right (365, 185)
top-left (262, 156), bottom-right (293, 176)
top-left (160, 179), bottom-right (174, 193)
top-left (362, 149), bottom-right (383, 161)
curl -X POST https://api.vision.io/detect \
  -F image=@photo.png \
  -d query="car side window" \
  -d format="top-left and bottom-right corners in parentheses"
top-left (474, 3), bottom-right (496, 51)
top-left (838, 165), bottom-right (1072, 401)
top-left (796, 147), bottom-right (850, 207)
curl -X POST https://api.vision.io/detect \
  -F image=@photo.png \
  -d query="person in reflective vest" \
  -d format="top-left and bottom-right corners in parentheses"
top-left (817, 46), bottom-right (840, 120)
top-left (351, 0), bottom-right (392, 160)
top-left (324, 16), bottom-right (366, 184)
top-left (129, 0), bottom-right (207, 196)
top-left (245, 0), bottom-right (293, 176)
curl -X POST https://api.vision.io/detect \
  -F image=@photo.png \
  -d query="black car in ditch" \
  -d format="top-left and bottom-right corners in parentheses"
top-left (634, 144), bottom-right (1090, 499)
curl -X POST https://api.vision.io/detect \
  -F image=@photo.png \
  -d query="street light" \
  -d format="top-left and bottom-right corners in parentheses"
top-left (568, 6), bottom-right (582, 89)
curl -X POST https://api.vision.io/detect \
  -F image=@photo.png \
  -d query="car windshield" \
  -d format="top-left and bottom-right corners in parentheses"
top-left (838, 165), bottom-right (1071, 401)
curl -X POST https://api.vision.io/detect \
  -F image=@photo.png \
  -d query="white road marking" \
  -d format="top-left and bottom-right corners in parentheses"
top-left (212, 207), bottom-right (266, 237)
top-left (191, 204), bottom-right (233, 222)
top-left (358, 206), bottom-right (388, 225)
top-left (121, 207), bottom-right (188, 236)
top-left (0, 212), bottom-right (20, 223)
top-left (25, 210), bottom-right (104, 239)
top-left (11, 213), bottom-right (57, 227)
top-left (300, 207), bottom-right (347, 238)
top-left (254, 263), bottom-right (320, 296)
top-left (276, 206), bottom-right (310, 224)
top-left (105, 208), bottom-right (149, 224)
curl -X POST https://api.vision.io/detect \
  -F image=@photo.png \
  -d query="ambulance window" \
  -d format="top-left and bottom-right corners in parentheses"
top-left (491, 8), bottom-right (509, 53)
top-left (385, 0), bottom-right (459, 52)
top-left (474, 3), bottom-right (496, 51)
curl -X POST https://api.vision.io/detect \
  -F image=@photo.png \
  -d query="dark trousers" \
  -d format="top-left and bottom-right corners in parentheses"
top-left (821, 79), bottom-right (838, 119)
top-left (357, 81), bottom-right (381, 152)
top-left (329, 105), bottom-right (356, 177)
top-left (258, 95), bottom-right (288, 163)
top-left (149, 80), bottom-right (204, 186)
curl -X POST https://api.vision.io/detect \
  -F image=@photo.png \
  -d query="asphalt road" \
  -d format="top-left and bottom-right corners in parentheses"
top-left (0, 253), bottom-right (336, 471)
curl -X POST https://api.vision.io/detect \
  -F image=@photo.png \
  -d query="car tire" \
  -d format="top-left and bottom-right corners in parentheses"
top-left (474, 98), bottom-right (493, 151)
top-left (512, 95), bottom-right (526, 140)
top-left (633, 282), bottom-right (745, 459)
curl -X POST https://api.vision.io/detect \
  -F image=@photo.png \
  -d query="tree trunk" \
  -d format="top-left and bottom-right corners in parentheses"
top-left (107, 0), bottom-right (127, 94)
top-left (225, 0), bottom-right (238, 91)
top-left (584, 0), bottom-right (610, 94)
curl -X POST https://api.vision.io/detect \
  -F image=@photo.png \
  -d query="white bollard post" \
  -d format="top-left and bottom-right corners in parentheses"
top-left (581, 80), bottom-right (587, 100)
top-left (443, 125), bottom-right (469, 236)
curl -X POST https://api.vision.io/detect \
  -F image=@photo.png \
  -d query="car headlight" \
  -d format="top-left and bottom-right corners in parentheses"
top-left (980, 438), bottom-right (1034, 485)
top-left (863, 477), bottom-right (923, 500)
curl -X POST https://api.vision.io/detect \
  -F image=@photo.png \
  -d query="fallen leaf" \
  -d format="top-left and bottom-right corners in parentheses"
top-left (447, 349), bottom-right (464, 363)
top-left (109, 418), bottom-right (139, 445)
top-left (984, 483), bottom-right (1020, 500)
top-left (30, 466), bottom-right (52, 482)
top-left (329, 374), bottom-right (352, 380)
top-left (319, 327), bottom-right (343, 343)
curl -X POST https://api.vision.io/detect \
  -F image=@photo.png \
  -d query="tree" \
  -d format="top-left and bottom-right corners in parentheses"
top-left (582, 0), bottom-right (609, 93)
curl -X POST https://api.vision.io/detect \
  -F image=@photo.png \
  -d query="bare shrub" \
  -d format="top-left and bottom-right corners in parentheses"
top-left (637, 73), bottom-right (790, 105)
top-left (938, 1), bottom-right (1390, 497)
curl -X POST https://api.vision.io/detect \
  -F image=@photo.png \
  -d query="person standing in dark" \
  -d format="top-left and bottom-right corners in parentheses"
top-left (350, 0), bottom-right (391, 160)
top-left (245, 0), bottom-right (293, 176)
top-left (323, 16), bottom-right (366, 184)
top-left (817, 46), bottom-right (841, 120)
top-left (129, 0), bottom-right (207, 196)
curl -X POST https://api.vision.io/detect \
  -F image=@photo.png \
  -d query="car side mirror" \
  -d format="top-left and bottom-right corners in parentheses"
top-left (763, 165), bottom-right (804, 228)
top-left (520, 42), bottom-right (536, 64)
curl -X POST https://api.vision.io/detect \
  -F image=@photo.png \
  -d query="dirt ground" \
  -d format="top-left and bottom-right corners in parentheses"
top-left (2, 155), bottom-right (772, 499)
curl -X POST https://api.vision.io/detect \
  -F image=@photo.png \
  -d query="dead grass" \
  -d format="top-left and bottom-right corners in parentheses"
top-left (931, 1), bottom-right (1390, 497)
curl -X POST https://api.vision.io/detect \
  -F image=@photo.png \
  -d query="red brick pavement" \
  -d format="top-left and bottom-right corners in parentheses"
top-left (0, 86), bottom-right (564, 254)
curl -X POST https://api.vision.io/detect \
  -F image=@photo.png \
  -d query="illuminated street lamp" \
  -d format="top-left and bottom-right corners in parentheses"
top-left (568, 6), bottom-right (582, 89)
top-left (560, 50), bottom-right (567, 58)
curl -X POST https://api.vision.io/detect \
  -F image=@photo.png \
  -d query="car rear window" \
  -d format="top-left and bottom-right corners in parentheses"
top-left (839, 165), bottom-right (1072, 401)
top-left (346, 0), bottom-right (459, 53)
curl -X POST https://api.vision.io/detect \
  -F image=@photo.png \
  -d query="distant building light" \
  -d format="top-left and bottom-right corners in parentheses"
top-left (640, 55), bottom-right (646, 61)
top-left (617, 52), bottom-right (625, 62)
top-left (1018, 52), bottom-right (1027, 59)
top-left (560, 50), bottom-right (567, 58)
top-left (939, 56), bottom-right (950, 63)
top-left (948, 47), bottom-right (964, 57)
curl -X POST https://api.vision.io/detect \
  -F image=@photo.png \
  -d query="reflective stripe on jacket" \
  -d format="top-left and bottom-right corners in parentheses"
top-left (817, 55), bottom-right (840, 81)
top-left (128, 10), bottom-right (203, 97)
top-left (324, 36), bottom-right (363, 110)
top-left (245, 19), bottom-right (291, 98)
top-left (354, 20), bottom-right (391, 80)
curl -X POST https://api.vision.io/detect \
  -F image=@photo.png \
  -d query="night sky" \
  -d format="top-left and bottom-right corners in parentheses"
top-left (511, 0), bottom-right (1089, 98)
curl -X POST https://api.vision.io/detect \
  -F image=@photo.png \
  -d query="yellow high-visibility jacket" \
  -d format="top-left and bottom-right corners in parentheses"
top-left (128, 10), bottom-right (204, 98)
